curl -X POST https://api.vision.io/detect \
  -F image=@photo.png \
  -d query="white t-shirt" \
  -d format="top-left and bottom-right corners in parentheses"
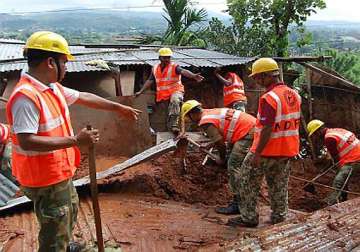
top-left (11, 73), bottom-right (80, 134)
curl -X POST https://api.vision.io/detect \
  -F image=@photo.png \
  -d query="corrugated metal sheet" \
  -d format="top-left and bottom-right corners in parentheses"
top-left (0, 42), bottom-right (118, 61)
top-left (0, 43), bottom-right (255, 73)
top-left (226, 197), bottom-right (360, 251)
top-left (0, 174), bottom-right (19, 207)
top-left (0, 44), bottom-right (24, 60)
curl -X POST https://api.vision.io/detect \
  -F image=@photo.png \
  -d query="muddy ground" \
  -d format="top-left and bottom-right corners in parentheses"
top-left (1, 150), bottom-right (360, 251)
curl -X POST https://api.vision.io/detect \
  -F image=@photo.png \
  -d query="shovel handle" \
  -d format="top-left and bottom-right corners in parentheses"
top-left (87, 124), bottom-right (105, 252)
top-left (186, 137), bottom-right (219, 161)
top-left (303, 161), bottom-right (339, 189)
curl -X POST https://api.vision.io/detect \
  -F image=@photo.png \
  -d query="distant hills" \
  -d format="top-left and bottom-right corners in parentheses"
top-left (0, 10), bottom-right (230, 35)
top-left (0, 9), bottom-right (359, 44)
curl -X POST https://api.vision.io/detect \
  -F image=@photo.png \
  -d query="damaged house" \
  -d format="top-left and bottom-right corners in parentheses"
top-left (0, 38), bottom-right (360, 251)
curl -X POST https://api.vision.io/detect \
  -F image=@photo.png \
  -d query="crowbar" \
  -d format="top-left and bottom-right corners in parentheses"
top-left (186, 137), bottom-right (219, 161)
top-left (86, 125), bottom-right (104, 252)
top-left (303, 161), bottom-right (340, 193)
top-left (202, 147), bottom-right (214, 166)
top-left (335, 167), bottom-right (353, 203)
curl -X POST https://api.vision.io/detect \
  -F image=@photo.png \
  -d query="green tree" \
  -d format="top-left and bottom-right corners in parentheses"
top-left (141, 0), bottom-right (207, 46)
top-left (204, 0), bottom-right (326, 57)
top-left (161, 0), bottom-right (207, 46)
top-left (321, 49), bottom-right (360, 85)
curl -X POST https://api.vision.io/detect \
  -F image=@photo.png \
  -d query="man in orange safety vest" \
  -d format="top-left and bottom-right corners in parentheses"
top-left (135, 48), bottom-right (204, 134)
top-left (307, 119), bottom-right (360, 205)
top-left (227, 58), bottom-right (301, 228)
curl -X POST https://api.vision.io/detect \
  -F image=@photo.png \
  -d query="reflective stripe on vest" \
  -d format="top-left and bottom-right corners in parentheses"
top-left (223, 73), bottom-right (246, 106)
top-left (12, 144), bottom-right (54, 156)
top-left (200, 108), bottom-right (255, 143)
top-left (255, 91), bottom-right (301, 139)
top-left (326, 129), bottom-right (360, 159)
top-left (6, 75), bottom-right (80, 187)
top-left (154, 63), bottom-right (184, 102)
top-left (251, 85), bottom-right (301, 157)
top-left (0, 124), bottom-right (10, 143)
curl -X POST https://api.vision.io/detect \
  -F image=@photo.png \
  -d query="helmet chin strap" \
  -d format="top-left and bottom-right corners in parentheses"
top-left (52, 57), bottom-right (62, 82)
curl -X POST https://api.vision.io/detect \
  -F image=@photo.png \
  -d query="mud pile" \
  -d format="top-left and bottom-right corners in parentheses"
top-left (100, 151), bottom-right (233, 206)
top-left (288, 159), bottom-right (360, 212)
top-left (76, 151), bottom-right (360, 212)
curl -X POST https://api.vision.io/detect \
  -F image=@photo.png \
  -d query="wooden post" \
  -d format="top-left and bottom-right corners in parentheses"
top-left (112, 66), bottom-right (122, 96)
top-left (0, 76), bottom-right (8, 97)
top-left (305, 67), bottom-right (313, 119)
top-left (278, 62), bottom-right (284, 82)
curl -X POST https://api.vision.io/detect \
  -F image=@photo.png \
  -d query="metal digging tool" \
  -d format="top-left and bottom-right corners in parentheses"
top-left (185, 137), bottom-right (219, 162)
top-left (303, 161), bottom-right (340, 194)
top-left (86, 125), bottom-right (105, 252)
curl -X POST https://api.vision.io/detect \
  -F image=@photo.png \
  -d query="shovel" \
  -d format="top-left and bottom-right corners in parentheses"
top-left (303, 161), bottom-right (339, 194)
top-left (86, 125), bottom-right (105, 252)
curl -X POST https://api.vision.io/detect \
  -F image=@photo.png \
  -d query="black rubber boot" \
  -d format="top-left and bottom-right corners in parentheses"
top-left (215, 195), bottom-right (240, 215)
top-left (226, 216), bottom-right (258, 228)
top-left (66, 241), bottom-right (85, 252)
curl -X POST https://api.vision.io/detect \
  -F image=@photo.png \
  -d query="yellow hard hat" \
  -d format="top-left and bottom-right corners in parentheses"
top-left (307, 119), bottom-right (324, 136)
top-left (249, 58), bottom-right (279, 77)
top-left (181, 100), bottom-right (201, 118)
top-left (158, 47), bottom-right (173, 57)
top-left (25, 31), bottom-right (74, 60)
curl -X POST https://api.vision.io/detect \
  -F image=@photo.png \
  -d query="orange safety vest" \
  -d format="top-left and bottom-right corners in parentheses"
top-left (250, 84), bottom-right (301, 157)
top-left (6, 74), bottom-right (80, 187)
top-left (325, 128), bottom-right (360, 166)
top-left (0, 123), bottom-right (10, 144)
top-left (153, 62), bottom-right (184, 102)
top-left (223, 72), bottom-right (247, 107)
top-left (199, 108), bottom-right (255, 144)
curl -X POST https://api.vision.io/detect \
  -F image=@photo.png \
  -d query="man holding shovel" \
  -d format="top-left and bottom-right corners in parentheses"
top-left (180, 100), bottom-right (256, 215)
top-left (307, 119), bottom-right (360, 205)
top-left (6, 31), bottom-right (140, 252)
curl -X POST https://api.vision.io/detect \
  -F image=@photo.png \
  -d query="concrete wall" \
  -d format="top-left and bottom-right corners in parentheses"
top-left (0, 70), bottom-right (152, 157)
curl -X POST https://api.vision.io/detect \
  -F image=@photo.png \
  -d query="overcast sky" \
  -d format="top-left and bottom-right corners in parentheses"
top-left (0, 0), bottom-right (359, 22)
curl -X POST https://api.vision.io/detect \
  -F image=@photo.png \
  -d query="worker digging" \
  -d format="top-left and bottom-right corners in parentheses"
top-left (0, 31), bottom-right (360, 251)
top-left (307, 119), bottom-right (360, 205)
top-left (180, 100), bottom-right (255, 215)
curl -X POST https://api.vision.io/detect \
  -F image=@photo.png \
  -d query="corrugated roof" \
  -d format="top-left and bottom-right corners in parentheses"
top-left (0, 42), bottom-right (119, 61)
top-left (0, 41), bottom-right (255, 73)
top-left (0, 173), bottom-right (19, 207)
top-left (226, 197), bottom-right (360, 251)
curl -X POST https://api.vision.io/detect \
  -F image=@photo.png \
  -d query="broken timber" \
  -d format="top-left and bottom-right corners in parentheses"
top-left (0, 138), bottom-right (179, 212)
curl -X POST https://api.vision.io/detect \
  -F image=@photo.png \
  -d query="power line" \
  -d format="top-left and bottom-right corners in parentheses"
top-left (0, 2), bottom-right (227, 15)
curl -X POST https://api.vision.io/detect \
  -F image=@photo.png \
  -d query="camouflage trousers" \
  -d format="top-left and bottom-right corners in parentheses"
top-left (0, 142), bottom-right (16, 183)
top-left (22, 179), bottom-right (79, 252)
top-left (227, 134), bottom-right (253, 194)
top-left (167, 91), bottom-right (184, 130)
top-left (231, 101), bottom-right (247, 112)
top-left (235, 152), bottom-right (290, 225)
top-left (325, 162), bottom-right (360, 205)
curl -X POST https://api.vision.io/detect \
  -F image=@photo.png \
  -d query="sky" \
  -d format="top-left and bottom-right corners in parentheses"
top-left (0, 0), bottom-right (359, 22)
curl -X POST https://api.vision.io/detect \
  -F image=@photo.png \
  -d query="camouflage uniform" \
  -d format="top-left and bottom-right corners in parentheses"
top-left (235, 152), bottom-right (290, 225)
top-left (0, 142), bottom-right (16, 183)
top-left (22, 179), bottom-right (79, 252)
top-left (167, 91), bottom-right (184, 131)
top-left (325, 162), bottom-right (360, 205)
top-left (231, 101), bottom-right (247, 112)
top-left (227, 133), bottom-right (253, 193)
